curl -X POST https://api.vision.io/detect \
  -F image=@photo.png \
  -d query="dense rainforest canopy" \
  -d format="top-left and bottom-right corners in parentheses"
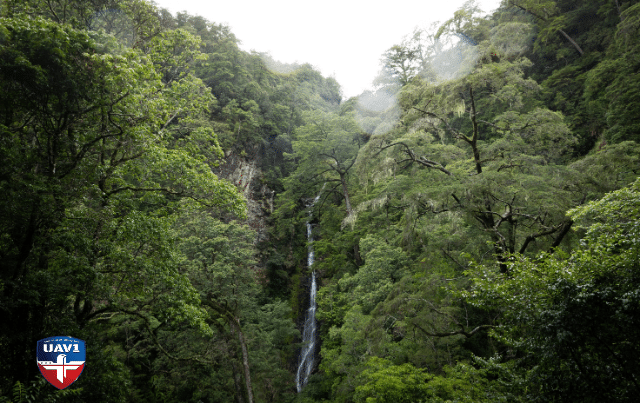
top-left (1, 0), bottom-right (639, 402)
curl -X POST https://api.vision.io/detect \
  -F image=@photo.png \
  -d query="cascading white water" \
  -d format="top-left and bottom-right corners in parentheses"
top-left (296, 191), bottom-right (322, 392)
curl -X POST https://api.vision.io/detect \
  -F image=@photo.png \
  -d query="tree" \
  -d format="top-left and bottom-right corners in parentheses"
top-left (178, 213), bottom-right (258, 403)
top-left (436, 0), bottom-right (489, 42)
top-left (325, 46), bottom-right (638, 401)
top-left (0, 16), bottom-right (244, 395)
top-left (337, 236), bottom-right (408, 314)
top-left (2, 0), bottom-right (164, 47)
top-left (584, 2), bottom-right (640, 143)
top-left (464, 177), bottom-right (640, 402)
top-left (375, 7), bottom-right (487, 90)
top-left (508, 0), bottom-right (584, 56)
top-left (374, 44), bottom-right (420, 88)
top-left (354, 357), bottom-right (432, 403)
top-left (357, 53), bottom-right (580, 273)
top-left (287, 110), bottom-right (363, 215)
top-left (353, 356), bottom-right (516, 403)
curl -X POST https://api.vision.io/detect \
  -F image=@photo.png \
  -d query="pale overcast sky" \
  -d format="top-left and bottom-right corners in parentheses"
top-left (152, 0), bottom-right (503, 98)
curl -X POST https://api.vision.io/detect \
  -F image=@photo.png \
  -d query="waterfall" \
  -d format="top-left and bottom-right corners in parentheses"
top-left (296, 190), bottom-right (322, 392)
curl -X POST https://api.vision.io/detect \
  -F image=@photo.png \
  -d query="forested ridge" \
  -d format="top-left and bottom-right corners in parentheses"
top-left (0, 0), bottom-right (639, 402)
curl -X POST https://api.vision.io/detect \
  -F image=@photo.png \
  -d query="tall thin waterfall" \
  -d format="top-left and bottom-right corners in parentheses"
top-left (296, 191), bottom-right (322, 392)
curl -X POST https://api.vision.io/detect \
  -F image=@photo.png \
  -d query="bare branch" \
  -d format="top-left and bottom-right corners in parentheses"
top-left (497, 163), bottom-right (524, 172)
top-left (90, 307), bottom-right (214, 364)
top-left (413, 107), bottom-right (469, 141)
top-left (510, 3), bottom-right (583, 55)
top-left (550, 220), bottom-right (573, 250)
top-left (375, 141), bottom-right (453, 175)
top-left (403, 298), bottom-right (494, 338)
top-left (413, 321), bottom-right (494, 338)
top-left (441, 248), bottom-right (468, 271)
top-left (519, 222), bottom-right (566, 254)
top-left (105, 186), bottom-right (184, 197)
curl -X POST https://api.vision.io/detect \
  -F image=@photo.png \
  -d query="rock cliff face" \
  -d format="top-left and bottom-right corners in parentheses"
top-left (214, 148), bottom-right (274, 245)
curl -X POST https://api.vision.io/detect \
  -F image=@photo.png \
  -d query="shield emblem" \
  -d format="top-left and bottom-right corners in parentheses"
top-left (36, 336), bottom-right (85, 389)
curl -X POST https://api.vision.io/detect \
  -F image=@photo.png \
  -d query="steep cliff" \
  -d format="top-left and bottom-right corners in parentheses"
top-left (214, 147), bottom-right (275, 245)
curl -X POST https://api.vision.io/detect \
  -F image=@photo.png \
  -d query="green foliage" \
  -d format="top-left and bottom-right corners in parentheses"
top-left (290, 110), bottom-right (361, 175)
top-left (2, 1), bottom-right (640, 402)
top-left (178, 211), bottom-right (257, 315)
top-left (583, 3), bottom-right (640, 143)
top-left (0, 379), bottom-right (82, 403)
top-left (354, 357), bottom-right (432, 403)
top-left (0, 13), bottom-right (250, 400)
top-left (338, 236), bottom-right (408, 314)
top-left (246, 300), bottom-right (300, 402)
top-left (464, 178), bottom-right (640, 402)
top-left (489, 21), bottom-right (535, 58)
top-left (353, 356), bottom-right (521, 403)
top-left (375, 44), bottom-right (420, 87)
top-left (359, 53), bottom-right (582, 274)
top-left (294, 6), bottom-right (640, 402)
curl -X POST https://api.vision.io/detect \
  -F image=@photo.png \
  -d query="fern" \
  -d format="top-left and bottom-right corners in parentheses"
top-left (12, 381), bottom-right (25, 403)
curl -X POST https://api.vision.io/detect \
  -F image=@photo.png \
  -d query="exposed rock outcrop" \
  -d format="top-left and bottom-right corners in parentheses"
top-left (214, 148), bottom-right (274, 245)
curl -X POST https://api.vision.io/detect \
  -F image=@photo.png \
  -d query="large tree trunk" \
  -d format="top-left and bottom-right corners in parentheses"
top-left (615, 0), bottom-right (624, 22)
top-left (207, 300), bottom-right (254, 403)
top-left (558, 28), bottom-right (584, 55)
top-left (468, 87), bottom-right (482, 174)
top-left (231, 360), bottom-right (246, 403)
top-left (231, 319), bottom-right (254, 403)
top-left (512, 3), bottom-right (583, 56)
